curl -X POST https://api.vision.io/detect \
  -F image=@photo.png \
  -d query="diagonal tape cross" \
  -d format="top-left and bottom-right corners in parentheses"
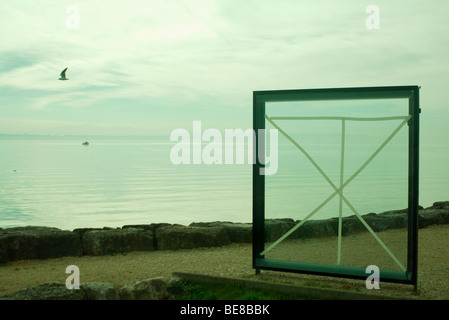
top-left (261, 114), bottom-right (411, 271)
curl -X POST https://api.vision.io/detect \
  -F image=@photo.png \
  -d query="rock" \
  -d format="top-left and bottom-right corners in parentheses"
top-left (418, 208), bottom-right (449, 228)
top-left (264, 219), bottom-right (296, 242)
top-left (122, 223), bottom-right (175, 232)
top-left (0, 243), bottom-right (7, 263)
top-left (376, 210), bottom-right (408, 230)
top-left (190, 221), bottom-right (252, 243)
top-left (72, 227), bottom-right (105, 237)
top-left (223, 223), bottom-right (252, 243)
top-left (80, 282), bottom-right (120, 300)
top-left (339, 211), bottom-right (408, 236)
top-left (362, 212), bottom-right (402, 232)
top-left (155, 225), bottom-right (231, 250)
top-left (81, 227), bottom-right (154, 256)
top-left (340, 215), bottom-right (367, 236)
top-left (120, 277), bottom-right (169, 300)
top-left (292, 219), bottom-right (338, 238)
top-left (429, 201), bottom-right (449, 210)
top-left (0, 226), bottom-right (83, 262)
top-left (122, 223), bottom-right (180, 249)
top-left (0, 282), bottom-right (85, 300)
top-left (0, 282), bottom-right (120, 300)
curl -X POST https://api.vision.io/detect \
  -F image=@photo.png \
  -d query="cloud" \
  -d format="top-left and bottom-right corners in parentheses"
top-left (0, 0), bottom-right (448, 138)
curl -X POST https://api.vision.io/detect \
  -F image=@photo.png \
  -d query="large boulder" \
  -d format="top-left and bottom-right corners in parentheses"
top-left (418, 207), bottom-right (449, 228)
top-left (376, 210), bottom-right (408, 230)
top-left (189, 221), bottom-right (252, 243)
top-left (340, 214), bottom-right (375, 236)
top-left (360, 211), bottom-right (406, 232)
top-left (155, 225), bottom-right (231, 250)
top-left (80, 282), bottom-right (120, 300)
top-left (0, 282), bottom-right (84, 300)
top-left (122, 223), bottom-right (175, 232)
top-left (292, 219), bottom-right (338, 238)
top-left (119, 277), bottom-right (169, 300)
top-left (339, 211), bottom-right (408, 236)
top-left (122, 223), bottom-right (179, 248)
top-left (0, 282), bottom-right (119, 300)
top-left (0, 226), bottom-right (83, 262)
top-left (429, 201), bottom-right (449, 209)
top-left (264, 219), bottom-right (296, 242)
top-left (81, 227), bottom-right (155, 256)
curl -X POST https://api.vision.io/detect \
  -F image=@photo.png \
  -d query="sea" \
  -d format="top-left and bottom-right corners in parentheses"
top-left (0, 135), bottom-right (447, 230)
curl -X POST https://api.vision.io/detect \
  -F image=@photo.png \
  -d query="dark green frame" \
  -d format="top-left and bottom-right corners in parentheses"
top-left (253, 86), bottom-right (420, 287)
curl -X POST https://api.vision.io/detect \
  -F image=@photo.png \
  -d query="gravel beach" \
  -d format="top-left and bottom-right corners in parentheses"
top-left (1, 224), bottom-right (448, 300)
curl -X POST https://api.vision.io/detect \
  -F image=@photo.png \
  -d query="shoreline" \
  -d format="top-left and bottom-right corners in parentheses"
top-left (1, 224), bottom-right (449, 299)
top-left (1, 201), bottom-right (449, 299)
top-left (1, 201), bottom-right (449, 263)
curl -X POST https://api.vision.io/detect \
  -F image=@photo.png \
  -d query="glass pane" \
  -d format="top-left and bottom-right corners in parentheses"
top-left (263, 98), bottom-right (409, 272)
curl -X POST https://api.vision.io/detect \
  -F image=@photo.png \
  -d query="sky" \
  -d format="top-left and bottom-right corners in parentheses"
top-left (0, 0), bottom-right (448, 146)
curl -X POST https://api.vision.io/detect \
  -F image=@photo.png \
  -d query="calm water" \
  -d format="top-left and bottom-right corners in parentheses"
top-left (0, 138), bottom-right (252, 229)
top-left (0, 137), bottom-right (446, 230)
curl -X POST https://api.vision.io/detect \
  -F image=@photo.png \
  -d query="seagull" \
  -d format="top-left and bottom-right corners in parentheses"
top-left (59, 67), bottom-right (69, 80)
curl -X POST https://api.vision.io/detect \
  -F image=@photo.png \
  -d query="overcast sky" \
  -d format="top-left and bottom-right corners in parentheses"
top-left (0, 0), bottom-right (448, 144)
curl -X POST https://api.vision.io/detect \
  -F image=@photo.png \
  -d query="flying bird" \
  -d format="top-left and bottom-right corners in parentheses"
top-left (59, 67), bottom-right (69, 80)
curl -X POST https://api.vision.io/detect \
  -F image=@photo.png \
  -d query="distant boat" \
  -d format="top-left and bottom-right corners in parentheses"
top-left (82, 141), bottom-right (89, 146)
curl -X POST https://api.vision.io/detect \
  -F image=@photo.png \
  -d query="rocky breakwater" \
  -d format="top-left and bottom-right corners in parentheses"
top-left (75, 226), bottom-right (155, 256)
top-left (1, 201), bottom-right (448, 263)
top-left (0, 277), bottom-right (172, 300)
top-left (0, 226), bottom-right (157, 263)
